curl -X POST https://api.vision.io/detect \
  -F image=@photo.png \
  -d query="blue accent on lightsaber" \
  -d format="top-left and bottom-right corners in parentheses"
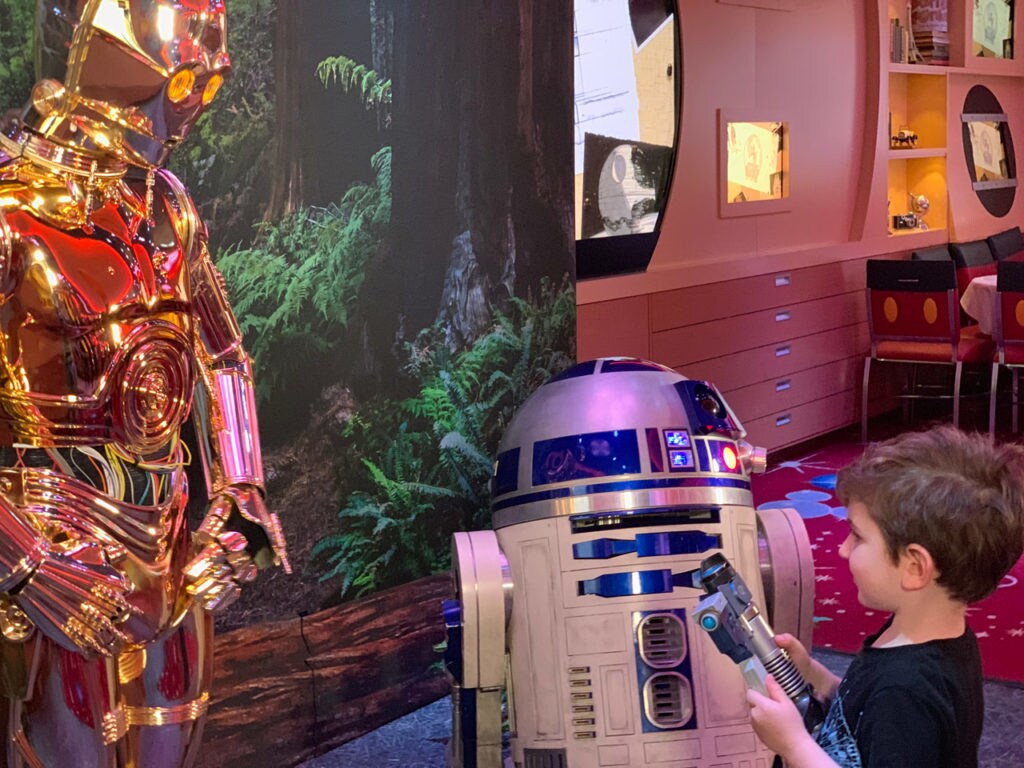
top-left (492, 476), bottom-right (751, 511)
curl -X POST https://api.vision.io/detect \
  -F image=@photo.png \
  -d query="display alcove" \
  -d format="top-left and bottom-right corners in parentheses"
top-left (961, 83), bottom-right (1017, 217)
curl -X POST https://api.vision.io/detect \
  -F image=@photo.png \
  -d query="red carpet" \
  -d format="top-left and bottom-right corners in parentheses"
top-left (751, 430), bottom-right (1024, 684)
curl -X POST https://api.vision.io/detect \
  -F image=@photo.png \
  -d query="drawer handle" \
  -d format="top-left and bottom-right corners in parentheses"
top-left (775, 345), bottom-right (791, 358)
top-left (775, 311), bottom-right (791, 322)
top-left (776, 414), bottom-right (792, 427)
top-left (775, 379), bottom-right (792, 392)
top-left (774, 274), bottom-right (791, 288)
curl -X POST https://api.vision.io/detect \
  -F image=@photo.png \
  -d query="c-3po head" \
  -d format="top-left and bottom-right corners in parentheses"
top-left (17, 0), bottom-right (231, 169)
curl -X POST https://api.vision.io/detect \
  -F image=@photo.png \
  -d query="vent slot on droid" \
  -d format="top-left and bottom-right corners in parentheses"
top-left (642, 672), bottom-right (694, 729)
top-left (637, 613), bottom-right (687, 668)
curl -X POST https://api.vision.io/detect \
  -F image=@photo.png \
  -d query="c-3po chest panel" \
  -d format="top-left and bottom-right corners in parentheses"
top-left (0, 188), bottom-right (195, 453)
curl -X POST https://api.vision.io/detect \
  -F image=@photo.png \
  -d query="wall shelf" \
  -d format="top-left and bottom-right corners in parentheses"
top-left (889, 63), bottom-right (954, 74)
top-left (887, 227), bottom-right (948, 241)
top-left (887, 147), bottom-right (947, 159)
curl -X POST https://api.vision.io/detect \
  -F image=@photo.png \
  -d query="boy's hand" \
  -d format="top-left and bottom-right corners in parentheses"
top-left (774, 633), bottom-right (841, 700)
top-left (748, 676), bottom-right (840, 768)
top-left (747, 674), bottom-right (809, 758)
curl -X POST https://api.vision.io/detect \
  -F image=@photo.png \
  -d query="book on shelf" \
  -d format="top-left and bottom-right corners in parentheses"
top-left (914, 29), bottom-right (950, 65)
top-left (908, 0), bottom-right (949, 64)
top-left (890, 17), bottom-right (910, 64)
top-left (910, 0), bottom-right (947, 32)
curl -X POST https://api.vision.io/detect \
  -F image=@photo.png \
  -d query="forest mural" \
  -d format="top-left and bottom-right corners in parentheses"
top-left (0, 0), bottom-right (574, 668)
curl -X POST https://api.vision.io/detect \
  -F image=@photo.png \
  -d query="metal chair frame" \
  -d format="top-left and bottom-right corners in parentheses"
top-left (862, 259), bottom-right (989, 442)
top-left (988, 261), bottom-right (1024, 436)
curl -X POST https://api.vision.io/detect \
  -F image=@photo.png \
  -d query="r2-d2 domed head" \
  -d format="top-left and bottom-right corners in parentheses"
top-left (490, 358), bottom-right (765, 528)
top-left (23, 0), bottom-right (231, 167)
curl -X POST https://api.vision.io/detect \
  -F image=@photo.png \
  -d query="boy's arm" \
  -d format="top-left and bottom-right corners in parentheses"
top-left (747, 676), bottom-right (841, 768)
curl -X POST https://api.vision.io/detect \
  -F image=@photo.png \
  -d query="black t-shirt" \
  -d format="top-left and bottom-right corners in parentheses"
top-left (814, 621), bottom-right (983, 768)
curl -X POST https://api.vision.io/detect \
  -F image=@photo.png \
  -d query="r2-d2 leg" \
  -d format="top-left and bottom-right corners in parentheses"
top-left (445, 531), bottom-right (512, 768)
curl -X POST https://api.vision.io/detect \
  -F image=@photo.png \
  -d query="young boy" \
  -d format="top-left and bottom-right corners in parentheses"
top-left (747, 425), bottom-right (1024, 768)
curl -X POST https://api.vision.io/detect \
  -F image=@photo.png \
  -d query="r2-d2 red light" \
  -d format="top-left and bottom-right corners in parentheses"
top-left (444, 358), bottom-right (815, 768)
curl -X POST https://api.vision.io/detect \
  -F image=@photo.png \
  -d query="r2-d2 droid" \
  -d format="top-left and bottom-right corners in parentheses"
top-left (445, 358), bottom-right (814, 768)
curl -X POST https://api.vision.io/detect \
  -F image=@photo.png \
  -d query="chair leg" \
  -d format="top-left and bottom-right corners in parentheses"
top-left (861, 356), bottom-right (871, 443)
top-left (990, 363), bottom-right (1000, 440)
top-left (907, 364), bottom-right (918, 424)
top-left (1014, 368), bottom-right (1020, 433)
top-left (953, 361), bottom-right (963, 429)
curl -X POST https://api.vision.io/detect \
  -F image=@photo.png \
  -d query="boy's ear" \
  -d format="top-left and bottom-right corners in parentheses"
top-left (900, 543), bottom-right (937, 590)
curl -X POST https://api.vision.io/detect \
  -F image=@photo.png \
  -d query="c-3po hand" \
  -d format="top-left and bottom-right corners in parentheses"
top-left (184, 495), bottom-right (258, 613)
top-left (13, 539), bottom-right (132, 657)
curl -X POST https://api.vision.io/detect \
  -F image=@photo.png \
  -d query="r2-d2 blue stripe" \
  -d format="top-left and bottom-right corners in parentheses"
top-left (577, 568), bottom-right (700, 597)
top-left (572, 531), bottom-right (721, 559)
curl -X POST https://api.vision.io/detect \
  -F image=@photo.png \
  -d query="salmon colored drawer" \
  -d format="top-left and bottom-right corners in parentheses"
top-left (577, 295), bottom-right (650, 362)
top-left (744, 390), bottom-right (860, 453)
top-left (722, 357), bottom-right (863, 422)
top-left (650, 258), bottom-right (869, 331)
top-left (652, 292), bottom-right (866, 368)
top-left (678, 323), bottom-right (869, 391)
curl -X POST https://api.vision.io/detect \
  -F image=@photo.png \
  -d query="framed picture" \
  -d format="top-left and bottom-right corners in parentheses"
top-left (718, 108), bottom-right (792, 218)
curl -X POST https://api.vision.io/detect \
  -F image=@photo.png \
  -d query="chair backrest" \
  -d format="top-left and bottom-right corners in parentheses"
top-left (950, 239), bottom-right (994, 268)
top-left (996, 260), bottom-right (1024, 348)
top-left (987, 227), bottom-right (1024, 262)
top-left (949, 240), bottom-right (996, 295)
top-left (911, 245), bottom-right (952, 261)
top-left (865, 259), bottom-right (959, 351)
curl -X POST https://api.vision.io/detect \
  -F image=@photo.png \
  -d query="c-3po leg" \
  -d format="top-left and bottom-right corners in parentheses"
top-left (5, 604), bottom-right (213, 768)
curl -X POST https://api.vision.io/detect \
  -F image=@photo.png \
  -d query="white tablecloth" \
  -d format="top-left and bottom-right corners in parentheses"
top-left (961, 274), bottom-right (998, 335)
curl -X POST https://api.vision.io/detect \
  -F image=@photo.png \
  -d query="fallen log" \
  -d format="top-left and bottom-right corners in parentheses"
top-left (196, 573), bottom-right (455, 768)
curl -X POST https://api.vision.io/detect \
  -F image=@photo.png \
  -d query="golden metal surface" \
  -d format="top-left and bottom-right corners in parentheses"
top-left (102, 708), bottom-right (128, 745)
top-left (26, 0), bottom-right (231, 168)
top-left (0, 2), bottom-right (288, 763)
top-left (117, 648), bottom-right (146, 684)
top-left (122, 691), bottom-right (210, 727)
top-left (0, 598), bottom-right (33, 642)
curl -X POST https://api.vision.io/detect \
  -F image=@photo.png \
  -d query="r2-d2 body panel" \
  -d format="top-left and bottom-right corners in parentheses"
top-left (448, 359), bottom-right (814, 768)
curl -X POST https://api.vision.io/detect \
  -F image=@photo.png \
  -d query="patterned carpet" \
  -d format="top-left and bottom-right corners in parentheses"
top-left (751, 426), bottom-right (1024, 684)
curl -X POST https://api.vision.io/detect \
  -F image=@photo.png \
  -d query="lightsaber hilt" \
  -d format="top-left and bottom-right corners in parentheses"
top-left (694, 553), bottom-right (824, 734)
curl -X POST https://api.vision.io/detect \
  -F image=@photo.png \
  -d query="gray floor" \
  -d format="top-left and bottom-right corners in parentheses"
top-left (298, 650), bottom-right (1024, 767)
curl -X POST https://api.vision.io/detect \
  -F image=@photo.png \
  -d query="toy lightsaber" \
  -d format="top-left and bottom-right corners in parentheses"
top-left (693, 553), bottom-right (824, 735)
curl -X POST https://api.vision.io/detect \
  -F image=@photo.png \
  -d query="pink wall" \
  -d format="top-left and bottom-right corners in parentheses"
top-left (577, 0), bottom-right (1024, 308)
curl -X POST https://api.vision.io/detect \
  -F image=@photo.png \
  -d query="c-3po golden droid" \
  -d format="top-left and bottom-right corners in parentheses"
top-left (0, 1), bottom-right (288, 766)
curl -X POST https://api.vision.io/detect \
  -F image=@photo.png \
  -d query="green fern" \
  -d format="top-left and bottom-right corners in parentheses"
top-left (313, 279), bottom-right (576, 599)
top-left (317, 54), bottom-right (392, 125)
top-left (215, 147), bottom-right (391, 406)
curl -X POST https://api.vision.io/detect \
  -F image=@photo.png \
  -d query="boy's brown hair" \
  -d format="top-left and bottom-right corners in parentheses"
top-left (836, 425), bottom-right (1024, 603)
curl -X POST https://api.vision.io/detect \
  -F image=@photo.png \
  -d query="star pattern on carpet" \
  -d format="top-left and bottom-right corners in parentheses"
top-left (752, 432), bottom-right (1024, 684)
top-left (763, 452), bottom-right (834, 475)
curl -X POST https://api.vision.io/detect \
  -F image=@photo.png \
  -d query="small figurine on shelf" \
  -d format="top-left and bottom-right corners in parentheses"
top-left (909, 191), bottom-right (930, 230)
top-left (891, 127), bottom-right (919, 148)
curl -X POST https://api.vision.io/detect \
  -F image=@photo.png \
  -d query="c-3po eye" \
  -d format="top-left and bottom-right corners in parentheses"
top-left (202, 74), bottom-right (223, 105)
top-left (168, 69), bottom-right (195, 103)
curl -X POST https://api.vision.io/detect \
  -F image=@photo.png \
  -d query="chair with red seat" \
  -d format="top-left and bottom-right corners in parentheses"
top-left (862, 259), bottom-right (993, 442)
top-left (989, 260), bottom-right (1024, 436)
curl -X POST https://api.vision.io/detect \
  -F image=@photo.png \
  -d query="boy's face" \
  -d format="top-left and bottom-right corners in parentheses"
top-left (839, 500), bottom-right (903, 611)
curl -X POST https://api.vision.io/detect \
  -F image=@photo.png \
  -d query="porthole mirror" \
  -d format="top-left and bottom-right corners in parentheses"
top-left (574, 0), bottom-right (680, 280)
top-left (961, 84), bottom-right (1016, 216)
